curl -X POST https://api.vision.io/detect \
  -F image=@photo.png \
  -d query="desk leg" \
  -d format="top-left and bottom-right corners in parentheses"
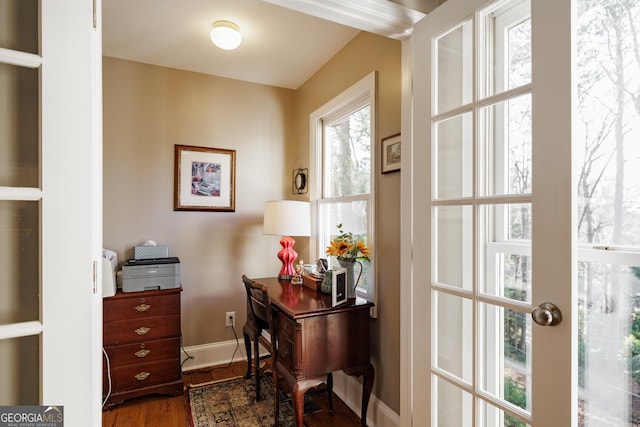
top-left (327, 373), bottom-right (335, 416)
top-left (290, 379), bottom-right (323, 427)
top-left (345, 364), bottom-right (375, 427)
top-left (360, 364), bottom-right (375, 427)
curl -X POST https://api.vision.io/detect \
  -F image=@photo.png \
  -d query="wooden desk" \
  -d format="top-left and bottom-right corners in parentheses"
top-left (244, 277), bottom-right (374, 427)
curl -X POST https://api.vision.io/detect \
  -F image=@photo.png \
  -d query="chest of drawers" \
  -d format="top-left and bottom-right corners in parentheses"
top-left (102, 288), bottom-right (183, 408)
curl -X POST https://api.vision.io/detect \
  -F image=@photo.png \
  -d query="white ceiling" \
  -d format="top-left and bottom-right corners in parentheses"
top-left (102, 0), bottom-right (426, 90)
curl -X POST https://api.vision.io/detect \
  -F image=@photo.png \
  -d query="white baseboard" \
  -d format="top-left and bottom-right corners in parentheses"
top-left (181, 338), bottom-right (249, 372)
top-left (181, 340), bottom-right (399, 427)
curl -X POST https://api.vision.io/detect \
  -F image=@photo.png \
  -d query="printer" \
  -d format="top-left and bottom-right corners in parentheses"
top-left (122, 257), bottom-right (181, 293)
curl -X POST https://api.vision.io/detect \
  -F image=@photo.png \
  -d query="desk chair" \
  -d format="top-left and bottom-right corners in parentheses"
top-left (242, 275), bottom-right (276, 402)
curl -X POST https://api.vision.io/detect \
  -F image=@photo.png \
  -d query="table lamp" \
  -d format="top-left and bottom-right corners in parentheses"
top-left (263, 200), bottom-right (311, 280)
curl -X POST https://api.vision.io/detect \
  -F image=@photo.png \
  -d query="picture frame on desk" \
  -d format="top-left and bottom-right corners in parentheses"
top-left (332, 267), bottom-right (347, 306)
top-left (174, 144), bottom-right (236, 212)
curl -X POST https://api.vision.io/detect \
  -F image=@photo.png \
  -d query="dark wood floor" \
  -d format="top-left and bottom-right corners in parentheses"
top-left (101, 360), bottom-right (362, 426)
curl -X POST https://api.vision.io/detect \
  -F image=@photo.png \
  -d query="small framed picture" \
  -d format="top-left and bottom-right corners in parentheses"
top-left (174, 144), bottom-right (236, 212)
top-left (381, 133), bottom-right (401, 173)
top-left (332, 267), bottom-right (348, 306)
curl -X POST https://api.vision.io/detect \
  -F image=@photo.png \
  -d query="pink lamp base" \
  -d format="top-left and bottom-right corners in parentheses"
top-left (277, 235), bottom-right (297, 279)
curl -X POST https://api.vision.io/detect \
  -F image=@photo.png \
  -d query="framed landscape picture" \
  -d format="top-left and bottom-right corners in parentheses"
top-left (381, 133), bottom-right (401, 174)
top-left (174, 144), bottom-right (236, 212)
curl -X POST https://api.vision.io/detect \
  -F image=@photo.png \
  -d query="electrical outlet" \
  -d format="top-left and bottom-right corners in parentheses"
top-left (225, 311), bottom-right (235, 327)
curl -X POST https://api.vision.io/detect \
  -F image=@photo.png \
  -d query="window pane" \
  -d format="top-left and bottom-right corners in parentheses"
top-left (479, 302), bottom-right (532, 415)
top-left (0, 201), bottom-right (40, 325)
top-left (576, 0), bottom-right (640, 424)
top-left (478, 93), bottom-right (531, 196)
top-left (434, 205), bottom-right (473, 290)
top-left (578, 261), bottom-right (640, 426)
top-left (318, 200), bottom-right (371, 291)
top-left (433, 375), bottom-right (473, 427)
top-left (434, 112), bottom-right (473, 199)
top-left (479, 204), bottom-right (531, 302)
top-left (0, 63), bottom-right (39, 188)
top-left (0, 0), bottom-right (39, 54)
top-left (0, 334), bottom-right (40, 405)
top-left (434, 291), bottom-right (472, 383)
top-left (324, 105), bottom-right (371, 198)
top-left (434, 20), bottom-right (473, 114)
top-left (478, 0), bottom-right (531, 98)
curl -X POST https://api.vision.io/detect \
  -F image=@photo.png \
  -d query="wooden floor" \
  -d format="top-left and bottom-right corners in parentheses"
top-left (102, 360), bottom-right (362, 426)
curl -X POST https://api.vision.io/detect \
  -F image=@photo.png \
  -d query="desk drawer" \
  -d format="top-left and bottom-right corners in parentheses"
top-left (104, 315), bottom-right (180, 345)
top-left (277, 334), bottom-right (295, 374)
top-left (276, 311), bottom-right (295, 340)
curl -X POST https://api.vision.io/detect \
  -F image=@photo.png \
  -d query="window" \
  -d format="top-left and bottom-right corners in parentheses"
top-left (310, 72), bottom-right (376, 310)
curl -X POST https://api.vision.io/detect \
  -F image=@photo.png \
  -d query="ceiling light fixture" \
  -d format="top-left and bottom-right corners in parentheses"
top-left (210, 20), bottom-right (242, 50)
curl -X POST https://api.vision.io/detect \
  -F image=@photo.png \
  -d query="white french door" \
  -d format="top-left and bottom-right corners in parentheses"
top-left (0, 0), bottom-right (102, 425)
top-left (407, 0), bottom-right (574, 425)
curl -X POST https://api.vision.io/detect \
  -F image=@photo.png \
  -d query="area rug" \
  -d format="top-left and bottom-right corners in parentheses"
top-left (188, 375), bottom-right (321, 427)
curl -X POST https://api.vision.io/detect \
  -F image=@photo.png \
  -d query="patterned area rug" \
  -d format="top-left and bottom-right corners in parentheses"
top-left (188, 375), bottom-right (320, 427)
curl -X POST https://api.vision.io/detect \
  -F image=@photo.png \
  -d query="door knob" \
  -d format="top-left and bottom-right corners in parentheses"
top-left (531, 302), bottom-right (562, 326)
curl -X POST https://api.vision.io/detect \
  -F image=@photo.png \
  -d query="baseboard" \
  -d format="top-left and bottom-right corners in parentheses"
top-left (181, 340), bottom-right (400, 427)
top-left (181, 338), bottom-right (249, 372)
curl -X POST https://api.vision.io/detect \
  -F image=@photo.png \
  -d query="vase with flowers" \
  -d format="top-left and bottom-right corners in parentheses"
top-left (326, 224), bottom-right (370, 299)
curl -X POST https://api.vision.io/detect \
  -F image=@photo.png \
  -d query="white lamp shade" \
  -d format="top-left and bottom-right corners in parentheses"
top-left (263, 200), bottom-right (311, 237)
top-left (210, 21), bottom-right (242, 50)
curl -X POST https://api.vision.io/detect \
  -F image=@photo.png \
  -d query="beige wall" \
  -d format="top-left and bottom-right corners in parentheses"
top-left (103, 30), bottom-right (402, 414)
top-left (103, 57), bottom-right (297, 346)
top-left (294, 32), bottom-right (402, 413)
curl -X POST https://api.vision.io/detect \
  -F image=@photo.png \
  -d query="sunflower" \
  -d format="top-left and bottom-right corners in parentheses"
top-left (325, 224), bottom-right (370, 262)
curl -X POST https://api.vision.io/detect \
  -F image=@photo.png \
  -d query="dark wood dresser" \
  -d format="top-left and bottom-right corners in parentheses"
top-left (102, 287), bottom-right (183, 408)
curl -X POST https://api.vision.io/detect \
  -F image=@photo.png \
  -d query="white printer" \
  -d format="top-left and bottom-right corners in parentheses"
top-left (122, 257), bottom-right (181, 293)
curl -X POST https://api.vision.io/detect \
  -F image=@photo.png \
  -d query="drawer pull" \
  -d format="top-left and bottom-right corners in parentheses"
top-left (280, 349), bottom-right (289, 359)
top-left (135, 372), bottom-right (150, 381)
top-left (135, 349), bottom-right (150, 358)
top-left (134, 303), bottom-right (151, 312)
top-left (134, 327), bottom-right (151, 335)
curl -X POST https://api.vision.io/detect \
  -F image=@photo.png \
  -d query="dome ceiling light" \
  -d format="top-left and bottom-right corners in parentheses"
top-left (210, 20), bottom-right (242, 50)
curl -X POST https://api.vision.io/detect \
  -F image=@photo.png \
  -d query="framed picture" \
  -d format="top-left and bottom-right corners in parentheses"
top-left (381, 133), bottom-right (401, 173)
top-left (332, 267), bottom-right (348, 306)
top-left (174, 144), bottom-right (236, 212)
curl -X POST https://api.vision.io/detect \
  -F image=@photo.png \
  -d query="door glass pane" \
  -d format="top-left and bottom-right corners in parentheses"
top-left (434, 205), bottom-right (473, 291)
top-left (478, 399), bottom-right (531, 427)
top-left (576, 0), bottom-right (640, 425)
top-left (434, 112), bottom-right (473, 199)
top-left (434, 291), bottom-right (472, 383)
top-left (0, 0), bottom-right (39, 54)
top-left (478, 0), bottom-right (531, 99)
top-left (0, 335), bottom-right (39, 405)
top-left (0, 200), bottom-right (40, 325)
top-left (435, 19), bottom-right (472, 114)
top-left (0, 63), bottom-right (39, 188)
top-left (433, 375), bottom-right (473, 427)
top-left (323, 105), bottom-right (371, 198)
top-left (478, 93), bottom-right (531, 197)
top-left (479, 203), bottom-right (531, 302)
top-left (479, 302), bottom-right (532, 415)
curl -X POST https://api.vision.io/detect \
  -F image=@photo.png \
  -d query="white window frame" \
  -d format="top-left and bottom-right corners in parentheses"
top-left (309, 72), bottom-right (377, 315)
